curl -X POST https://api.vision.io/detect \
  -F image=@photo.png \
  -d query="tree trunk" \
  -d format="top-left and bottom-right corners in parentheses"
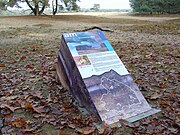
top-left (35, 4), bottom-right (39, 16)
top-left (39, 5), bottom-right (46, 15)
top-left (25, 0), bottom-right (36, 15)
top-left (25, 0), bottom-right (46, 16)
top-left (52, 0), bottom-right (58, 16)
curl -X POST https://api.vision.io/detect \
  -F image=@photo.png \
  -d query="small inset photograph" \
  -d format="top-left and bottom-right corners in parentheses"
top-left (74, 55), bottom-right (91, 67)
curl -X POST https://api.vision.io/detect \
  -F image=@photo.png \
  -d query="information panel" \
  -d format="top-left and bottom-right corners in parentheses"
top-left (62, 30), bottom-right (152, 124)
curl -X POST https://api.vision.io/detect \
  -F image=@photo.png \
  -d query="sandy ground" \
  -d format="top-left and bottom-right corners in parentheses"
top-left (0, 14), bottom-right (179, 46)
top-left (57, 12), bottom-right (180, 22)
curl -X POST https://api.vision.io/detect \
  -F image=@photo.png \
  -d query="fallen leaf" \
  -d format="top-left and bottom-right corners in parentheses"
top-left (30, 91), bottom-right (43, 99)
top-left (76, 126), bottom-right (96, 135)
top-left (159, 100), bottom-right (171, 107)
top-left (175, 115), bottom-right (180, 127)
top-left (11, 119), bottom-right (26, 128)
top-left (133, 55), bottom-right (141, 59)
top-left (51, 105), bottom-right (62, 115)
top-left (1, 107), bottom-right (12, 116)
top-left (171, 90), bottom-right (177, 98)
top-left (120, 48), bottom-right (124, 52)
top-left (0, 104), bottom-right (20, 112)
top-left (135, 79), bottom-right (144, 83)
top-left (146, 57), bottom-right (157, 61)
top-left (24, 102), bottom-right (34, 113)
top-left (119, 119), bottom-right (127, 129)
top-left (18, 56), bottom-right (26, 61)
top-left (15, 51), bottom-right (20, 55)
top-left (33, 114), bottom-right (46, 118)
top-left (126, 121), bottom-right (140, 128)
top-left (168, 127), bottom-right (179, 134)
top-left (24, 102), bottom-right (33, 109)
top-left (98, 128), bottom-right (105, 134)
top-left (0, 95), bottom-right (18, 101)
top-left (68, 124), bottom-right (76, 129)
top-left (29, 77), bottom-right (42, 82)
top-left (26, 120), bottom-right (33, 124)
top-left (110, 123), bottom-right (118, 129)
top-left (100, 121), bottom-right (112, 135)
top-left (150, 92), bottom-right (163, 100)
top-left (43, 75), bottom-right (50, 80)
top-left (43, 115), bottom-right (56, 125)
top-left (47, 94), bottom-right (52, 103)
top-left (0, 63), bottom-right (5, 67)
top-left (158, 82), bottom-right (167, 88)
top-left (31, 45), bottom-right (38, 51)
top-left (25, 64), bottom-right (33, 69)
top-left (33, 106), bottom-right (50, 113)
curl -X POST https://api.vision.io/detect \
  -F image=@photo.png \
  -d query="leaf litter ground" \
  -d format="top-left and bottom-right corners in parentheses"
top-left (0, 15), bottom-right (180, 135)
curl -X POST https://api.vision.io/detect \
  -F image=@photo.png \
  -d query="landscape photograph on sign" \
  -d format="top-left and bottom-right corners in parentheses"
top-left (64, 31), bottom-right (109, 55)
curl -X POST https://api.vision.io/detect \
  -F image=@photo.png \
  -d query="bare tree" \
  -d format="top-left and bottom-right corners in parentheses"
top-left (25, 0), bottom-right (48, 16)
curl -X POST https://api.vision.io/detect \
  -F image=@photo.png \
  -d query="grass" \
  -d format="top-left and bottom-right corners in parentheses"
top-left (113, 20), bottom-right (180, 35)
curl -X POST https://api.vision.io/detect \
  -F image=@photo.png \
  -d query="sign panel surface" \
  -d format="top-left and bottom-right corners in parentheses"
top-left (63, 30), bottom-right (152, 124)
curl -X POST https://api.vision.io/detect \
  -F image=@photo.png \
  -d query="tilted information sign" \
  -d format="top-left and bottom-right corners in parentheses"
top-left (58, 30), bottom-right (159, 125)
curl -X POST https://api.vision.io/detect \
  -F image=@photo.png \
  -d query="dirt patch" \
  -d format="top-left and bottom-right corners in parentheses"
top-left (33, 23), bottom-right (53, 27)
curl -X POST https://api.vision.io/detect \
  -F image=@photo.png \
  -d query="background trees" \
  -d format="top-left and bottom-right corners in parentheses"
top-left (0, 0), bottom-right (20, 10)
top-left (25, 0), bottom-right (79, 16)
top-left (1, 0), bottom-right (180, 15)
top-left (129, 0), bottom-right (180, 14)
top-left (25, 0), bottom-right (49, 16)
top-left (52, 0), bottom-right (80, 15)
top-left (63, 0), bottom-right (79, 11)
top-left (0, 0), bottom-right (80, 16)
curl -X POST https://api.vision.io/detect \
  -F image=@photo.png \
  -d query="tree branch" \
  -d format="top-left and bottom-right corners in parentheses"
top-left (25, 0), bottom-right (34, 12)
top-left (78, 26), bottom-right (114, 32)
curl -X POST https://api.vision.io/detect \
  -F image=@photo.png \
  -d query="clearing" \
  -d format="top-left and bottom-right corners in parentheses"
top-left (0, 13), bottom-right (180, 134)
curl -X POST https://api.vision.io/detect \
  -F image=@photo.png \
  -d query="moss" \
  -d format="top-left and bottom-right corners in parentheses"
top-left (41, 123), bottom-right (59, 135)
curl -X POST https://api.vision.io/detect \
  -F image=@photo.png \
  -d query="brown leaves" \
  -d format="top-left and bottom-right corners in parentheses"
top-left (24, 102), bottom-right (34, 113)
top-left (97, 121), bottom-right (112, 135)
top-left (18, 55), bottom-right (26, 61)
top-left (0, 44), bottom-right (77, 134)
top-left (0, 16), bottom-right (179, 135)
top-left (23, 102), bottom-right (49, 114)
top-left (170, 90), bottom-right (177, 98)
top-left (158, 82), bottom-right (167, 88)
top-left (0, 95), bottom-right (18, 101)
top-left (33, 106), bottom-right (50, 114)
top-left (145, 57), bottom-right (157, 61)
top-left (175, 114), bottom-right (180, 127)
top-left (0, 104), bottom-right (20, 112)
top-left (159, 100), bottom-right (171, 107)
top-left (0, 63), bottom-right (5, 67)
top-left (117, 39), bottom-right (179, 135)
top-left (150, 92), bottom-right (163, 100)
top-left (76, 126), bottom-right (96, 134)
top-left (11, 119), bottom-right (26, 128)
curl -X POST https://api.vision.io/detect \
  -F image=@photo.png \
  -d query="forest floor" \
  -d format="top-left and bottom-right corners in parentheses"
top-left (0, 13), bottom-right (180, 134)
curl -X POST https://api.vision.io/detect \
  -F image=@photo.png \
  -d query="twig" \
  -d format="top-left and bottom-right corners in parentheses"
top-left (77, 26), bottom-right (114, 32)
